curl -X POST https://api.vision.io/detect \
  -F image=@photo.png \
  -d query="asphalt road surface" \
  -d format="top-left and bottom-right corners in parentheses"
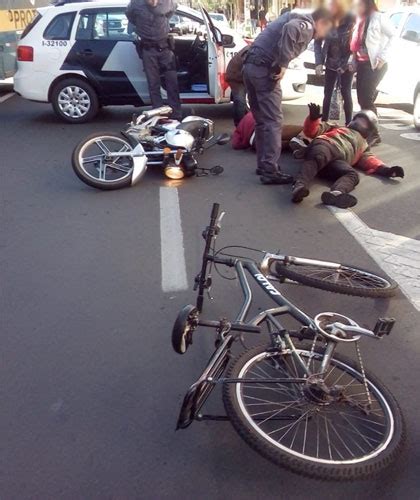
top-left (1, 87), bottom-right (420, 499)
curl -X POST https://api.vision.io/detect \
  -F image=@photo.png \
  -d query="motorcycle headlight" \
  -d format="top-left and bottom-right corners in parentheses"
top-left (164, 164), bottom-right (185, 180)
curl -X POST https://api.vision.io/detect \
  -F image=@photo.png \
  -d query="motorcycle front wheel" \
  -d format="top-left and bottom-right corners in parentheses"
top-left (72, 132), bottom-right (135, 190)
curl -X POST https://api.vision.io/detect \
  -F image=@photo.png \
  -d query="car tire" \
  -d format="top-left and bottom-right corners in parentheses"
top-left (51, 78), bottom-right (99, 124)
top-left (414, 90), bottom-right (420, 131)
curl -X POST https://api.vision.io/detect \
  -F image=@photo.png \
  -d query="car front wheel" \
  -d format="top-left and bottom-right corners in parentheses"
top-left (414, 90), bottom-right (420, 130)
top-left (51, 78), bottom-right (99, 124)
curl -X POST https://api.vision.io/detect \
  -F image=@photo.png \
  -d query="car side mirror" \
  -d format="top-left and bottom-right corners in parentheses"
top-left (401, 29), bottom-right (420, 43)
top-left (221, 34), bottom-right (235, 48)
top-left (216, 133), bottom-right (230, 145)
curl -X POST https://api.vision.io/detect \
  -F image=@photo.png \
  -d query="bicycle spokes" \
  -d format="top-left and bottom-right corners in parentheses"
top-left (237, 350), bottom-right (392, 463)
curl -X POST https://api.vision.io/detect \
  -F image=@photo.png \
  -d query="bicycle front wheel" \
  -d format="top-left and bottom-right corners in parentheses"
top-left (275, 260), bottom-right (398, 298)
top-left (223, 344), bottom-right (405, 481)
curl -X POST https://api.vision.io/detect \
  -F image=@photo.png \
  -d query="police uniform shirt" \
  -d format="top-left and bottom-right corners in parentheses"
top-left (251, 12), bottom-right (314, 69)
top-left (126, 0), bottom-right (177, 42)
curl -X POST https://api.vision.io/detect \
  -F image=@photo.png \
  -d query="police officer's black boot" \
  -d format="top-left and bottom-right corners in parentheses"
top-left (260, 172), bottom-right (294, 185)
top-left (291, 181), bottom-right (310, 203)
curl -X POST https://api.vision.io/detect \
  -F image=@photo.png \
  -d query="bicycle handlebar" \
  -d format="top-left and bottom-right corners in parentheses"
top-left (196, 203), bottom-right (221, 312)
top-left (210, 202), bottom-right (220, 223)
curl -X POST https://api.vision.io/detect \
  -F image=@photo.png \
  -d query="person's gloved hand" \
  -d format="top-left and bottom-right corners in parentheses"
top-left (389, 166), bottom-right (405, 178)
top-left (377, 165), bottom-right (405, 178)
top-left (315, 64), bottom-right (323, 77)
top-left (308, 103), bottom-right (322, 120)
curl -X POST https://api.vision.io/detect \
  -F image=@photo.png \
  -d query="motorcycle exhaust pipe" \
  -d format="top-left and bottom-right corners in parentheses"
top-left (142, 106), bottom-right (173, 119)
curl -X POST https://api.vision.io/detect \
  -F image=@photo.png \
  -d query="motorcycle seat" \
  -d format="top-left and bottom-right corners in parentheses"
top-left (176, 119), bottom-right (209, 139)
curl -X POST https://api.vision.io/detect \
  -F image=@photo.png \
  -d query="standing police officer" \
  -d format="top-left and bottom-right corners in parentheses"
top-left (243, 8), bottom-right (333, 184)
top-left (127, 0), bottom-right (182, 120)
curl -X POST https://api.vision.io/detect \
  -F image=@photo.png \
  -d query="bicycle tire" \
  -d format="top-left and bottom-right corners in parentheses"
top-left (223, 343), bottom-right (405, 481)
top-left (275, 261), bottom-right (398, 298)
top-left (72, 132), bottom-right (134, 190)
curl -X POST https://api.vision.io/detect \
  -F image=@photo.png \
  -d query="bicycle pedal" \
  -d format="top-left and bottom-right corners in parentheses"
top-left (373, 317), bottom-right (395, 337)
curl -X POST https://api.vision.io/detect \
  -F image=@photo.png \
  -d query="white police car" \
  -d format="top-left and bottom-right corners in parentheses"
top-left (379, 7), bottom-right (420, 130)
top-left (14, 0), bottom-right (307, 123)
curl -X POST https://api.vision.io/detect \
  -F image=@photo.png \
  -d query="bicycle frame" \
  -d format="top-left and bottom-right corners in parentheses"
top-left (177, 254), bottom-right (339, 429)
top-left (176, 204), bottom-right (393, 429)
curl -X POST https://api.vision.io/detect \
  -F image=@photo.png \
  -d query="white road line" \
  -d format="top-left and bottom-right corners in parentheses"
top-left (159, 186), bottom-right (188, 292)
top-left (0, 92), bottom-right (14, 103)
top-left (380, 123), bottom-right (412, 131)
top-left (378, 109), bottom-right (419, 141)
top-left (329, 207), bottom-right (420, 312)
top-left (400, 132), bottom-right (420, 141)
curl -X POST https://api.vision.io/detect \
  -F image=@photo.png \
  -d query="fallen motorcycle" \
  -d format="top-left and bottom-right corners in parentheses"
top-left (72, 106), bottom-right (229, 190)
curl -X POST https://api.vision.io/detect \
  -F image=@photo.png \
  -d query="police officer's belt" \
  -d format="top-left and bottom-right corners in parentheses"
top-left (244, 49), bottom-right (273, 68)
top-left (139, 39), bottom-right (168, 51)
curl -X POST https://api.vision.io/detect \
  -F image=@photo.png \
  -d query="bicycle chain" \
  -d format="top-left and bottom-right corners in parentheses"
top-left (306, 330), bottom-right (320, 370)
top-left (355, 340), bottom-right (373, 408)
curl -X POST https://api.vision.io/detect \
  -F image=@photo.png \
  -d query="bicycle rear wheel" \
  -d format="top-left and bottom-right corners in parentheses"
top-left (275, 261), bottom-right (398, 298)
top-left (223, 344), bottom-right (405, 480)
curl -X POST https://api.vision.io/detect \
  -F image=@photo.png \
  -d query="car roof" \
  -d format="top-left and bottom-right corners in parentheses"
top-left (39, 0), bottom-right (204, 18)
top-left (37, 0), bottom-right (126, 15)
top-left (37, 0), bottom-right (207, 26)
top-left (388, 6), bottom-right (420, 14)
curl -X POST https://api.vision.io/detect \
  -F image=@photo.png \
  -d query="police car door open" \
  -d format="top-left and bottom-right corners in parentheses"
top-left (200, 5), bottom-right (226, 104)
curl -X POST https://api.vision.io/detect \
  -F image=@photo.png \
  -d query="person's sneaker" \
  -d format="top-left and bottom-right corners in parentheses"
top-left (289, 136), bottom-right (308, 159)
top-left (260, 172), bottom-right (294, 184)
top-left (291, 182), bottom-right (310, 203)
top-left (321, 190), bottom-right (358, 208)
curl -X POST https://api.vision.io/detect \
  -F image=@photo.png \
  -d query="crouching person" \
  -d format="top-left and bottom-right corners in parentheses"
top-left (292, 103), bottom-right (404, 208)
top-left (232, 112), bottom-right (304, 153)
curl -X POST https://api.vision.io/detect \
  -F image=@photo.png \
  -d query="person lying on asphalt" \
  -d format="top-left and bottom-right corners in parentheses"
top-left (232, 112), bottom-right (304, 151)
top-left (291, 103), bottom-right (405, 208)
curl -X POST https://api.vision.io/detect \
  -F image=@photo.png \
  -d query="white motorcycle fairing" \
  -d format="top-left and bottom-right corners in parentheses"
top-left (131, 144), bottom-right (148, 186)
top-left (165, 129), bottom-right (195, 150)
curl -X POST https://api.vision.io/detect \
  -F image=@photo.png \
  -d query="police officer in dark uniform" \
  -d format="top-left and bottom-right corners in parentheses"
top-left (243, 8), bottom-right (333, 184)
top-left (127, 0), bottom-right (182, 120)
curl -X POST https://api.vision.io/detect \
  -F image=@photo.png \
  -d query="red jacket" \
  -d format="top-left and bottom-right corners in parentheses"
top-left (232, 112), bottom-right (256, 150)
top-left (303, 116), bottom-right (383, 174)
top-left (232, 113), bottom-right (305, 150)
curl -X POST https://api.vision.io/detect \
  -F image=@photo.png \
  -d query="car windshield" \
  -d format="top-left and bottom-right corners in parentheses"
top-left (402, 13), bottom-right (420, 42)
top-left (210, 14), bottom-right (225, 21)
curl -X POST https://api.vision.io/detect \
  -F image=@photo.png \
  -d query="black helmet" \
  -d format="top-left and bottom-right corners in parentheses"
top-left (348, 110), bottom-right (379, 138)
